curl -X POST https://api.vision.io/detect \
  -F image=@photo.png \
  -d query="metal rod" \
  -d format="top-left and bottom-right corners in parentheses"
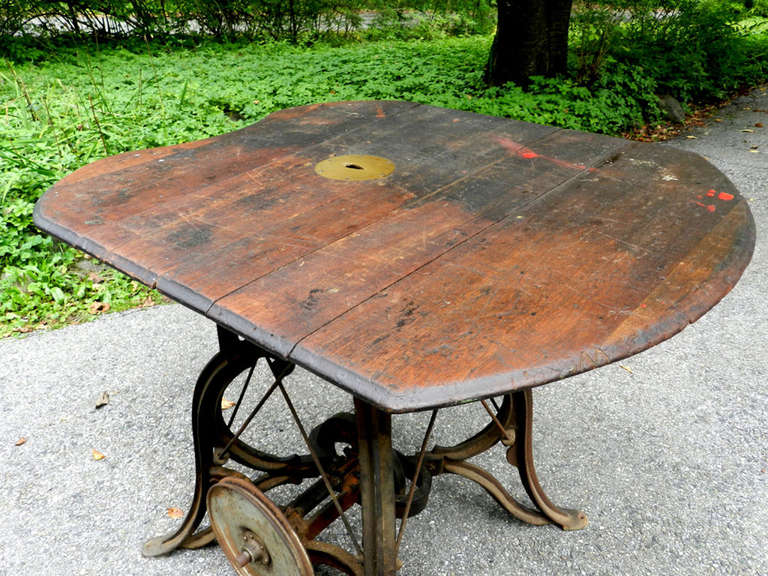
top-left (218, 372), bottom-right (283, 460)
top-left (227, 361), bottom-right (256, 428)
top-left (394, 408), bottom-right (438, 558)
top-left (481, 399), bottom-right (514, 445)
top-left (278, 382), bottom-right (364, 557)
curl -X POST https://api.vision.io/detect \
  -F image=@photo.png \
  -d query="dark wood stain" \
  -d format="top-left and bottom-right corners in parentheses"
top-left (34, 101), bottom-right (755, 412)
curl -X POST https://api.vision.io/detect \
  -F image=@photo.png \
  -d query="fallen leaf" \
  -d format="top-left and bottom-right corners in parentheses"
top-left (88, 272), bottom-right (104, 284)
top-left (92, 449), bottom-right (106, 461)
top-left (95, 391), bottom-right (110, 409)
top-left (686, 135), bottom-right (697, 139)
top-left (714, 118), bottom-right (722, 122)
top-left (756, 123), bottom-right (764, 128)
top-left (15, 437), bottom-right (27, 446)
top-left (221, 398), bottom-right (236, 410)
top-left (741, 129), bottom-right (754, 133)
top-left (749, 148), bottom-right (759, 154)
top-left (88, 301), bottom-right (110, 315)
top-left (619, 365), bottom-right (633, 374)
top-left (167, 507), bottom-right (184, 519)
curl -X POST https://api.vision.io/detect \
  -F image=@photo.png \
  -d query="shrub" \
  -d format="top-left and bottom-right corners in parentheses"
top-left (573, 0), bottom-right (768, 102)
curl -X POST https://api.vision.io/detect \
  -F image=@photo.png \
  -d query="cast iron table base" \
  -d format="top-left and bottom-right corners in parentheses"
top-left (143, 327), bottom-right (587, 575)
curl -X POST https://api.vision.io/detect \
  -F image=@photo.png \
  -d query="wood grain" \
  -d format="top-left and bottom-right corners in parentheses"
top-left (34, 101), bottom-right (755, 412)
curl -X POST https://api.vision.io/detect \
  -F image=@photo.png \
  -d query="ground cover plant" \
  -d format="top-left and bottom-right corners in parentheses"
top-left (1, 3), bottom-right (767, 337)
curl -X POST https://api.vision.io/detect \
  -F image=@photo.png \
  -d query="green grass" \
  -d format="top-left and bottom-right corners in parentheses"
top-left (0, 32), bottom-right (766, 336)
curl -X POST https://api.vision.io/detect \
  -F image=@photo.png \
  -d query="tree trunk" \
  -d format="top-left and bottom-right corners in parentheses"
top-left (486, 0), bottom-right (574, 86)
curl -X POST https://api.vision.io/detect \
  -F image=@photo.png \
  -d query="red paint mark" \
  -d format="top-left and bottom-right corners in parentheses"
top-left (640, 303), bottom-right (647, 308)
top-left (496, 136), bottom-right (525, 154)
top-left (718, 192), bottom-right (734, 201)
top-left (695, 201), bottom-right (716, 212)
top-left (375, 105), bottom-right (385, 118)
top-left (706, 189), bottom-right (716, 197)
top-left (494, 136), bottom-right (594, 172)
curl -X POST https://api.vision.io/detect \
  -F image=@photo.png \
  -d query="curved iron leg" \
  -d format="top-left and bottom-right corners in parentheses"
top-left (507, 389), bottom-right (587, 531)
top-left (142, 352), bottom-right (235, 556)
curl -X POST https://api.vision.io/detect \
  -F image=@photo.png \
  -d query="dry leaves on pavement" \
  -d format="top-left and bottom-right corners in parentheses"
top-left (95, 391), bottom-right (110, 409)
top-left (221, 398), bottom-right (236, 410)
top-left (167, 507), bottom-right (184, 519)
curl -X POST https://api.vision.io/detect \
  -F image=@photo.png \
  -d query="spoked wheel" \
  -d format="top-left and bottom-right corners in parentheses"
top-left (208, 476), bottom-right (314, 576)
top-left (204, 347), bottom-right (308, 473)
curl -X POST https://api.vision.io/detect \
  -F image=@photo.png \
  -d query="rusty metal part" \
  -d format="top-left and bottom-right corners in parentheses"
top-left (355, 398), bottom-right (397, 576)
top-left (481, 398), bottom-right (516, 446)
top-left (278, 381), bottom-right (364, 558)
top-left (235, 530), bottom-right (271, 568)
top-left (442, 459), bottom-right (549, 526)
top-left (507, 389), bottom-right (588, 531)
top-left (425, 390), bottom-right (587, 532)
top-left (314, 154), bottom-right (395, 181)
top-left (217, 378), bottom-right (280, 463)
top-left (304, 540), bottom-right (363, 576)
top-left (208, 476), bottom-right (313, 576)
top-left (226, 362), bottom-right (256, 428)
top-left (394, 409), bottom-right (438, 558)
top-left (428, 394), bottom-right (515, 462)
top-left (179, 466), bottom-right (253, 550)
top-left (393, 451), bottom-right (432, 519)
top-left (143, 335), bottom-right (586, 575)
top-left (143, 336), bottom-right (314, 558)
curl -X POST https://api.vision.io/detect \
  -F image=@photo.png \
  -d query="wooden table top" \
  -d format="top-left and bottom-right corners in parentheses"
top-left (35, 101), bottom-right (755, 412)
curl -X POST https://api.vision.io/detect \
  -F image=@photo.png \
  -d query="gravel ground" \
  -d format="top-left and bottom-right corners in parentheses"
top-left (1, 89), bottom-right (766, 576)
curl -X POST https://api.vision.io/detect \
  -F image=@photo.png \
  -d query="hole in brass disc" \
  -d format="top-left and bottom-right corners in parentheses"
top-left (315, 154), bottom-right (395, 181)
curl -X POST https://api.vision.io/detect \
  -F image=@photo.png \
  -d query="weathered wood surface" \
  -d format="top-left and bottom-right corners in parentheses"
top-left (34, 101), bottom-right (755, 412)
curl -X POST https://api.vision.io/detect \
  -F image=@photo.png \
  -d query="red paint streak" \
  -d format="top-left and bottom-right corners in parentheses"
top-left (495, 136), bottom-right (592, 172)
top-left (375, 105), bottom-right (385, 118)
top-left (496, 136), bottom-right (525, 155)
top-left (695, 201), bottom-right (716, 212)
top-left (718, 191), bottom-right (734, 201)
top-left (706, 189), bottom-right (716, 197)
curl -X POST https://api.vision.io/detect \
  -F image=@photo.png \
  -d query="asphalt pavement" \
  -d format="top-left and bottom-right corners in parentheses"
top-left (1, 89), bottom-right (766, 576)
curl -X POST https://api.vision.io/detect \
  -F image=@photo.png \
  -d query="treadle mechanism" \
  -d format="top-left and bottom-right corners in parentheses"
top-left (143, 326), bottom-right (586, 575)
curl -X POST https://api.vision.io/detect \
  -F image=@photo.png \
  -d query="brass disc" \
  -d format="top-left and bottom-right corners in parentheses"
top-left (314, 154), bottom-right (395, 181)
top-left (207, 477), bottom-right (313, 576)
